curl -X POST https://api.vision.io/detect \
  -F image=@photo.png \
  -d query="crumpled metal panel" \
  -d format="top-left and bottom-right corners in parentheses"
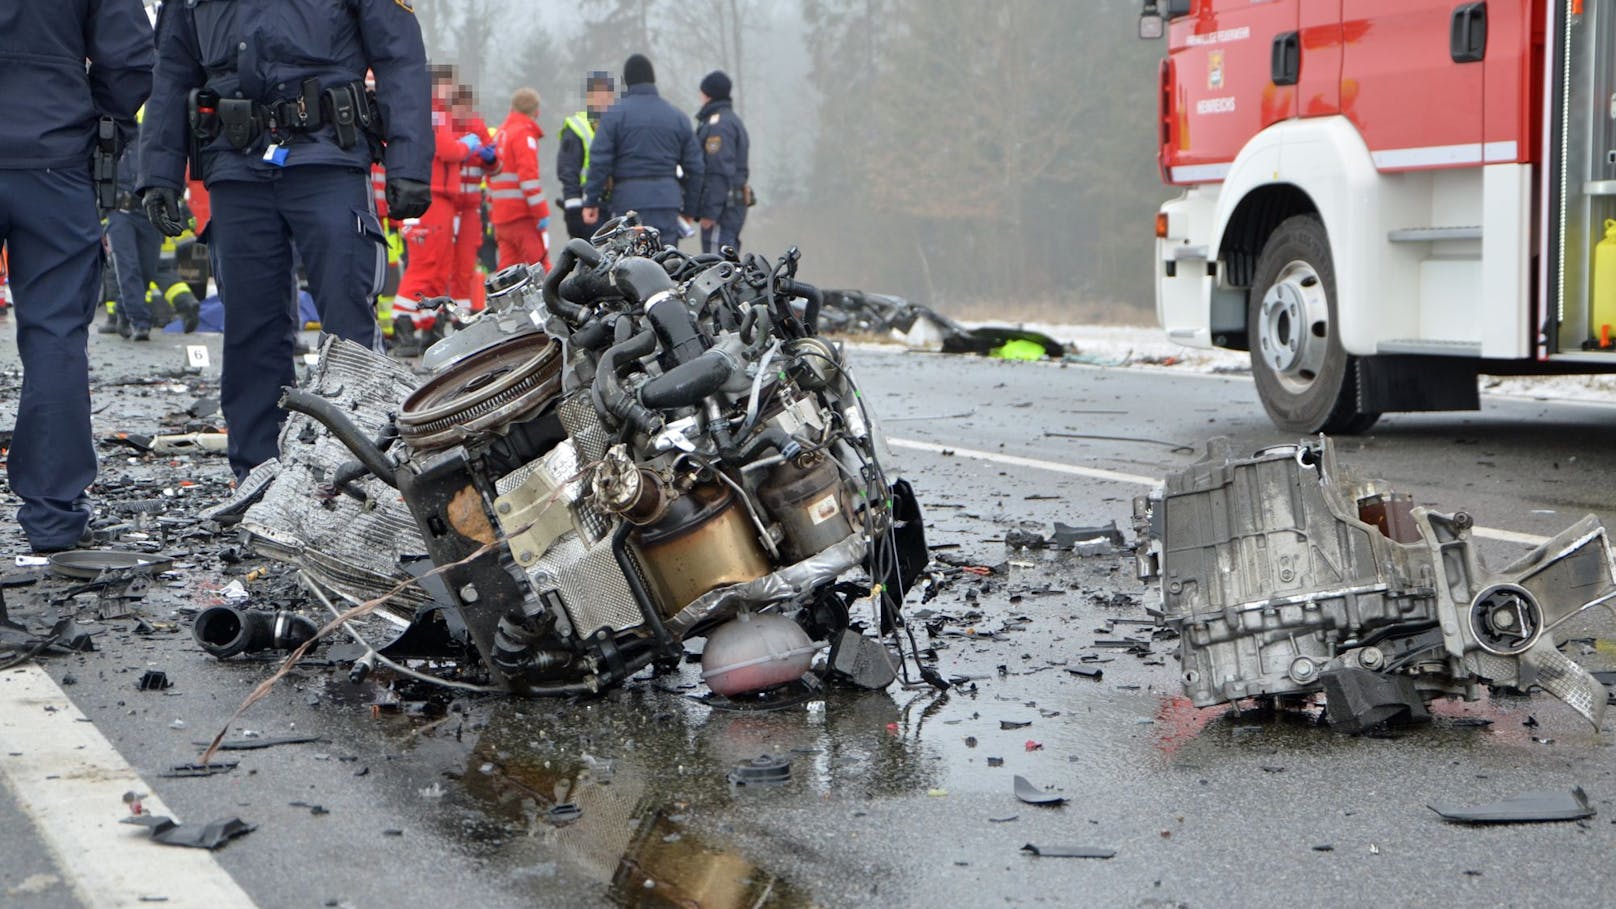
top-left (1136, 436), bottom-right (1616, 728)
top-left (236, 337), bottom-right (432, 608)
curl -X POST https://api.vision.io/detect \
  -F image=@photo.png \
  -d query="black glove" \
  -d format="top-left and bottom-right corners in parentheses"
top-left (386, 178), bottom-right (431, 220)
top-left (142, 188), bottom-right (187, 238)
top-left (563, 206), bottom-right (589, 240)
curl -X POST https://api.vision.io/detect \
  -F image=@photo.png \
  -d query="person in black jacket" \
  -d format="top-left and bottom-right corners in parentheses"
top-left (694, 71), bottom-right (751, 254)
top-left (0, 0), bottom-right (152, 552)
top-left (581, 55), bottom-right (703, 247)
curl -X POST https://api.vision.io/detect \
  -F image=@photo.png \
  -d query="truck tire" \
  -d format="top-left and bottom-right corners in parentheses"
top-left (1248, 214), bottom-right (1379, 434)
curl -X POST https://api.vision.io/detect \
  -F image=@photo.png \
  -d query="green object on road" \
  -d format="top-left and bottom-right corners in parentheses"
top-left (991, 338), bottom-right (1046, 361)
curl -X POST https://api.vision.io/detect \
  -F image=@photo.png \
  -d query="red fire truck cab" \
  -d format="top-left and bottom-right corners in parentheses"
top-left (1143, 0), bottom-right (1616, 432)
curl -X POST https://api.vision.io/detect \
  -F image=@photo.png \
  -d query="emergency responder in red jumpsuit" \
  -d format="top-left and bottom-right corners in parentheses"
top-left (449, 84), bottom-right (495, 313)
top-left (393, 71), bottom-right (496, 353)
top-left (491, 87), bottom-right (552, 272)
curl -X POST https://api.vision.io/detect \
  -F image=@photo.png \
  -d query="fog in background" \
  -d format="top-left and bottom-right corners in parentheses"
top-left (424, 0), bottom-right (1169, 320)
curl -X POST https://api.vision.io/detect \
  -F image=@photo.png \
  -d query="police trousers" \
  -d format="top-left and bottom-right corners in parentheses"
top-left (207, 166), bottom-right (385, 480)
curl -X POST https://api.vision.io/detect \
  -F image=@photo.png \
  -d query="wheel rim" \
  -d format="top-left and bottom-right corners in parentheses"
top-left (1257, 259), bottom-right (1331, 396)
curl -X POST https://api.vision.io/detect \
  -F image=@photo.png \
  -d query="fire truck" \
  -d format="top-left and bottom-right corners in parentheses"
top-left (1140, 0), bottom-right (1616, 432)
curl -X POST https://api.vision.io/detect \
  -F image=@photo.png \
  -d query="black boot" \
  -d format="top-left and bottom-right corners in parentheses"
top-left (390, 317), bottom-right (421, 356)
top-left (97, 307), bottom-right (120, 334)
top-left (173, 291), bottom-right (201, 333)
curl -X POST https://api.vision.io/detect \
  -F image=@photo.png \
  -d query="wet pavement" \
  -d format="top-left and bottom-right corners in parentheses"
top-left (3, 328), bottom-right (1616, 908)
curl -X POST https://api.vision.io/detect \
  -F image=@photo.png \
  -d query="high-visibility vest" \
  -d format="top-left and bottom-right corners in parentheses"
top-left (563, 112), bottom-right (595, 185)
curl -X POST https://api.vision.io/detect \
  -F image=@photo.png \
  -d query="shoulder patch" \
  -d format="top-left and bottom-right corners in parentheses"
top-left (708, 113), bottom-right (721, 125)
top-left (395, 0), bottom-right (415, 11)
top-left (527, 136), bottom-right (537, 150)
top-left (705, 135), bottom-right (722, 154)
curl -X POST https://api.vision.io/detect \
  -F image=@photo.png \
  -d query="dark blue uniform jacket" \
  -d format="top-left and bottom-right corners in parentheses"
top-left (138, 0), bottom-right (431, 190)
top-left (582, 84), bottom-right (703, 216)
top-left (694, 98), bottom-right (748, 221)
top-left (0, 0), bottom-right (152, 169)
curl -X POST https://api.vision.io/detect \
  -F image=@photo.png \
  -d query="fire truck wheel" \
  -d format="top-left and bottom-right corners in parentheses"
top-left (1248, 214), bottom-right (1379, 434)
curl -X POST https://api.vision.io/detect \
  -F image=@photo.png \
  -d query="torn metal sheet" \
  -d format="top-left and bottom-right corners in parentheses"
top-left (1136, 436), bottom-right (1616, 730)
top-left (121, 814), bottom-right (255, 849)
top-left (1429, 787), bottom-right (1595, 824)
top-left (226, 337), bottom-right (433, 611)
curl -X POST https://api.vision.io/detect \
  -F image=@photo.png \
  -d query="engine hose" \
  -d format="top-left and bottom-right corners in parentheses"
top-left (638, 348), bottom-right (736, 410)
top-left (732, 425), bottom-right (799, 463)
top-left (612, 521), bottom-right (677, 652)
top-left (591, 328), bottom-right (662, 432)
top-left (278, 388), bottom-right (397, 487)
top-left (611, 256), bottom-right (677, 304)
top-left (783, 279), bottom-right (823, 335)
top-left (541, 238), bottom-right (599, 322)
top-left (570, 317), bottom-right (614, 352)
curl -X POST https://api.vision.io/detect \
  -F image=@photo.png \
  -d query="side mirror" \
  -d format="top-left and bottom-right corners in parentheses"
top-left (1140, 1), bottom-right (1164, 39)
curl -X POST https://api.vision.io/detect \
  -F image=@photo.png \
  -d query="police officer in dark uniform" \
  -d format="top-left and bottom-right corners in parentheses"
top-left (1, 0), bottom-right (152, 553)
top-left (694, 71), bottom-right (751, 255)
top-left (139, 0), bottom-right (433, 481)
top-left (581, 54), bottom-right (703, 247)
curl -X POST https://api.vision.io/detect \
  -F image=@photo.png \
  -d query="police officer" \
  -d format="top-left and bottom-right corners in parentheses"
top-left (581, 55), bottom-right (703, 247)
top-left (694, 71), bottom-right (751, 255)
top-left (1, 0), bottom-right (152, 553)
top-left (139, 0), bottom-right (433, 481)
top-left (556, 71), bottom-right (614, 240)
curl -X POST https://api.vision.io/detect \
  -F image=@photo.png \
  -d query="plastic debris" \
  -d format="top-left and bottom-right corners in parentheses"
top-left (136, 670), bottom-right (172, 691)
top-left (121, 814), bottom-right (255, 850)
top-left (1013, 775), bottom-right (1067, 807)
top-left (160, 762), bottom-right (238, 778)
top-left (1020, 844), bottom-right (1115, 859)
top-left (545, 803), bottom-right (583, 825)
top-left (1428, 787), bottom-right (1596, 824)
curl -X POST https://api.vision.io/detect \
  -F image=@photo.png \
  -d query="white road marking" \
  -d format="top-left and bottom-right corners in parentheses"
top-left (0, 664), bottom-right (258, 909)
top-left (889, 437), bottom-right (1550, 547)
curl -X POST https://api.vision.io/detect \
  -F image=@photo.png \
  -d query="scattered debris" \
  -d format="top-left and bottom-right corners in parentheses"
top-left (192, 606), bottom-right (318, 659)
top-left (1020, 844), bottom-right (1116, 859)
top-left (1005, 521), bottom-right (1126, 554)
top-left (121, 814), bottom-right (255, 850)
top-left (160, 762), bottom-right (238, 778)
top-left (1137, 436), bottom-right (1616, 730)
top-left (1012, 775), bottom-right (1067, 807)
top-left (1429, 787), bottom-right (1596, 824)
top-left (136, 670), bottom-right (172, 691)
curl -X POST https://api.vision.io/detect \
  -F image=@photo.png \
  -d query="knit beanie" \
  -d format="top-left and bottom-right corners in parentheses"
top-left (624, 54), bottom-right (655, 87)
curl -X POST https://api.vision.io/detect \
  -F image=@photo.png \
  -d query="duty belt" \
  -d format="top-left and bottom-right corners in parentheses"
top-left (190, 78), bottom-right (384, 161)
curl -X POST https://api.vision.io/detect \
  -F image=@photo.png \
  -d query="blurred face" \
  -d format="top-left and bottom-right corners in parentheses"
top-left (432, 79), bottom-right (455, 106)
top-left (586, 86), bottom-right (613, 113)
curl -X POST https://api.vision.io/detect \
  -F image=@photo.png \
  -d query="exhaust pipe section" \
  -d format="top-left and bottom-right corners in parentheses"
top-left (193, 605), bottom-right (319, 659)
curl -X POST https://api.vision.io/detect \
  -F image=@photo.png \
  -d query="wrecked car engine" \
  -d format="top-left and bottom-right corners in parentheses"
top-left (255, 214), bottom-right (927, 698)
top-left (1135, 436), bottom-right (1616, 731)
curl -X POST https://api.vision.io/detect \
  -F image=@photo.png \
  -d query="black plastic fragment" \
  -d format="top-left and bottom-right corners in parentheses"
top-left (1319, 668), bottom-right (1431, 733)
top-left (1000, 719), bottom-right (1032, 730)
top-left (1066, 666), bottom-right (1104, 680)
top-left (1428, 787), bottom-right (1595, 824)
top-left (1020, 843), bottom-right (1115, 859)
top-left (829, 628), bottom-right (898, 690)
top-left (546, 803), bottom-right (583, 825)
top-left (1013, 775), bottom-right (1067, 807)
top-left (121, 814), bottom-right (255, 849)
top-left (137, 670), bottom-right (172, 691)
top-left (727, 755), bottom-right (792, 786)
top-left (160, 762), bottom-right (238, 778)
top-left (192, 735), bottom-right (325, 751)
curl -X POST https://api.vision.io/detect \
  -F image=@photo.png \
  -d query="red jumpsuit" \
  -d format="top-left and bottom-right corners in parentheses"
top-left (490, 109), bottom-right (552, 272)
top-left (394, 104), bottom-right (492, 329)
top-left (450, 114), bottom-right (495, 311)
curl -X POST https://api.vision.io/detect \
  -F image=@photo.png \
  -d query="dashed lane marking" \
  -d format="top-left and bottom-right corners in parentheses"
top-left (0, 664), bottom-right (258, 909)
top-left (888, 437), bottom-right (1551, 547)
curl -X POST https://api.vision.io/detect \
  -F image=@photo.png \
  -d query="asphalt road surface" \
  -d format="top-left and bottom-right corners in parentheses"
top-left (3, 328), bottom-right (1616, 909)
